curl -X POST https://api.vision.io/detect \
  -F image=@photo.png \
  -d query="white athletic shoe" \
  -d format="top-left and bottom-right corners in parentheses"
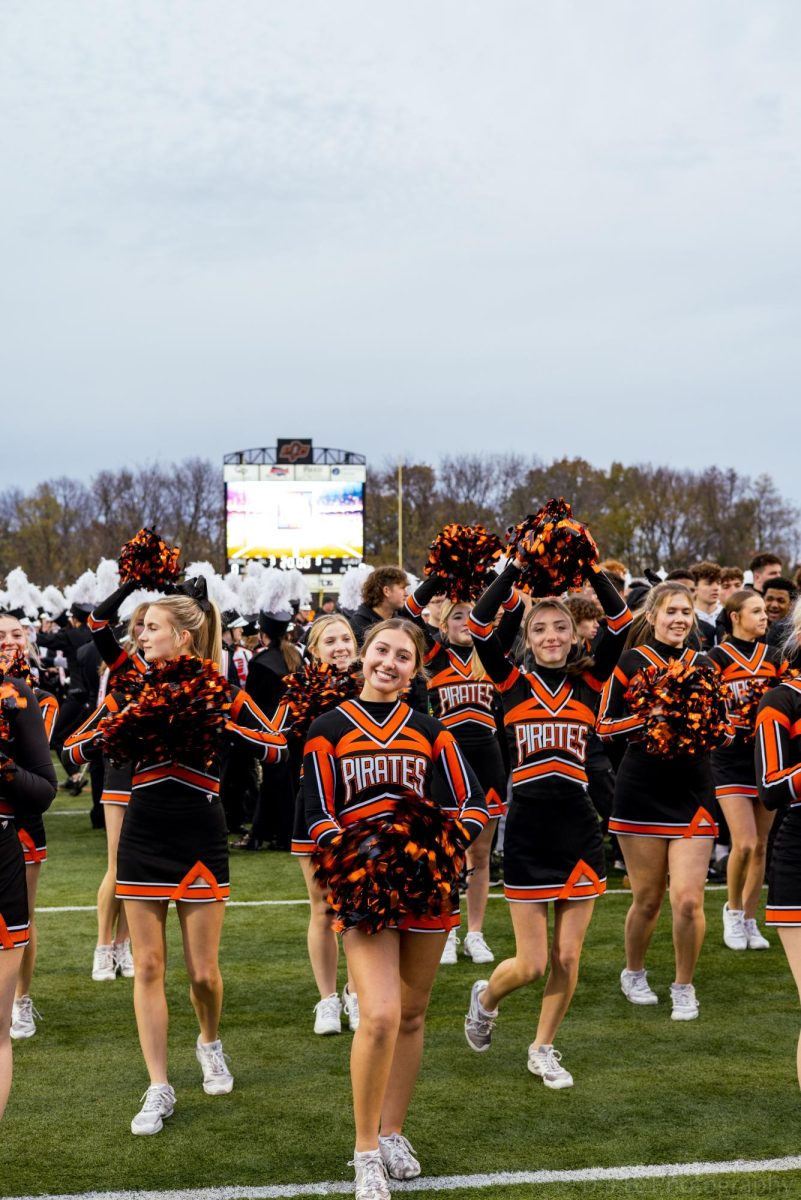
top-left (195, 1038), bottom-right (234, 1095)
top-left (744, 918), bottom-right (770, 950)
top-left (342, 985), bottom-right (360, 1032)
top-left (620, 968), bottom-right (658, 1005)
top-left (723, 903), bottom-right (748, 951)
top-left (313, 992), bottom-right (342, 1035)
top-left (463, 931), bottom-right (495, 964)
top-left (114, 939), bottom-right (135, 978)
top-left (92, 944), bottom-right (117, 982)
top-left (10, 995), bottom-right (39, 1040)
top-left (440, 929), bottom-right (459, 965)
top-left (350, 1150), bottom-right (391, 1200)
top-left (464, 979), bottom-right (497, 1052)
top-left (379, 1131), bottom-right (421, 1180)
top-left (131, 1084), bottom-right (176, 1135)
top-left (670, 983), bottom-right (699, 1021)
top-left (527, 1043), bottom-right (574, 1089)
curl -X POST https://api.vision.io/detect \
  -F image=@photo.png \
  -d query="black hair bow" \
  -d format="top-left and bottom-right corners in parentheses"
top-left (167, 575), bottom-right (212, 613)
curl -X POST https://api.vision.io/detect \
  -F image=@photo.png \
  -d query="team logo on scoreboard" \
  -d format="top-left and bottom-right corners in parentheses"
top-left (277, 439), bottom-right (313, 464)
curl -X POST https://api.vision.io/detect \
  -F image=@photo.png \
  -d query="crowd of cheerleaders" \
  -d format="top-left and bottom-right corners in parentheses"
top-left (2, 526), bottom-right (801, 1200)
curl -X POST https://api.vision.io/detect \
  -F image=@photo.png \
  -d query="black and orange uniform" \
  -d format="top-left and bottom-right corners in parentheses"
top-left (303, 698), bottom-right (489, 931)
top-left (404, 575), bottom-right (522, 821)
top-left (64, 682), bottom-right (286, 904)
top-left (755, 680), bottom-right (801, 926)
top-left (468, 561), bottom-right (632, 903)
top-left (708, 638), bottom-right (789, 804)
top-left (35, 620), bottom-right (93, 755)
top-left (15, 687), bottom-right (59, 868)
top-left (598, 642), bottom-right (732, 840)
top-left (88, 583), bottom-right (149, 810)
top-left (0, 678), bottom-right (57, 951)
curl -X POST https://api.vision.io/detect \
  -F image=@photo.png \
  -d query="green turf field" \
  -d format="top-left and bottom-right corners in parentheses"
top-left (4, 783), bottom-right (801, 1199)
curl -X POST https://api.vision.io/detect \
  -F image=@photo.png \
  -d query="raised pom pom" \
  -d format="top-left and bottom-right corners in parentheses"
top-left (423, 524), bottom-right (504, 602)
top-left (313, 792), bottom-right (468, 934)
top-left (118, 528), bottom-right (181, 588)
top-left (624, 658), bottom-right (729, 757)
top-left (99, 657), bottom-right (230, 769)
top-left (281, 661), bottom-right (361, 738)
top-left (507, 498), bottom-right (598, 595)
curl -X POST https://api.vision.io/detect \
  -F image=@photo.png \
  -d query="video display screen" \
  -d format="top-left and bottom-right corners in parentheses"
top-left (225, 479), bottom-right (365, 573)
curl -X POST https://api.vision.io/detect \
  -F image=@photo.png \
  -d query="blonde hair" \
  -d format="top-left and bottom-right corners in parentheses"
top-left (147, 595), bottom-right (223, 669)
top-left (522, 598), bottom-right (592, 677)
top-left (439, 599), bottom-right (486, 681)
top-left (127, 602), bottom-right (150, 659)
top-left (306, 614), bottom-right (357, 664)
top-left (783, 596), bottom-right (801, 660)
top-left (361, 619), bottom-right (426, 674)
top-left (624, 582), bottom-right (696, 651)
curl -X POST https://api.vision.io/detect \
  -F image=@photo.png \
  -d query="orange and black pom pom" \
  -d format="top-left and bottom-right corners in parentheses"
top-left (118, 528), bottom-right (181, 588)
top-left (99, 657), bottom-right (230, 769)
top-left (312, 792), bottom-right (468, 934)
top-left (423, 524), bottom-right (504, 602)
top-left (0, 673), bottom-right (28, 747)
top-left (507, 498), bottom-right (598, 595)
top-left (731, 677), bottom-right (776, 740)
top-left (0, 646), bottom-right (31, 686)
top-left (625, 659), bottom-right (729, 757)
top-left (281, 661), bottom-right (361, 739)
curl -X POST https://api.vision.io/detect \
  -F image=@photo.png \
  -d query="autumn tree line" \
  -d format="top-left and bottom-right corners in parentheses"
top-left (1, 455), bottom-right (798, 587)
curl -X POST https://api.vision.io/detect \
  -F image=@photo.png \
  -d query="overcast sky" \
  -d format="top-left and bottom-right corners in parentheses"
top-left (1, 2), bottom-right (799, 503)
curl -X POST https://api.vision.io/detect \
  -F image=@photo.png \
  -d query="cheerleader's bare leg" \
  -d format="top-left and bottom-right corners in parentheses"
top-left (465, 819), bottom-right (498, 934)
top-left (0, 949), bottom-right (24, 1120)
top-left (298, 857), bottom-right (339, 998)
top-left (125, 900), bottom-right (170, 1083)
top-left (618, 836), bottom-right (669, 971)
top-left (97, 805), bottom-right (129, 946)
top-left (379, 929), bottom-right (448, 1135)
top-left (721, 796), bottom-right (774, 921)
top-left (667, 838), bottom-right (712, 984)
top-left (343, 928), bottom-right (402, 1151)
top-left (480, 904), bottom-right (548, 1011)
top-left (743, 801), bottom-right (775, 921)
top-left (778, 928), bottom-right (801, 1088)
top-left (534, 898), bottom-right (596, 1047)
top-left (177, 900), bottom-right (226, 1044)
top-left (15, 864), bottom-right (40, 998)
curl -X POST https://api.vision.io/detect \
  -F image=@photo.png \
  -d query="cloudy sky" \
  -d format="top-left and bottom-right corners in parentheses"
top-left (1, 2), bottom-right (799, 501)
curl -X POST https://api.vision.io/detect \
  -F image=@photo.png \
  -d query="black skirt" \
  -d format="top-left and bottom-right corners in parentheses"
top-left (291, 786), bottom-right (313, 857)
top-left (101, 759), bottom-right (133, 806)
top-left (503, 788), bottom-right (606, 903)
top-left (17, 813), bottom-right (47, 866)
top-left (767, 806), bottom-right (801, 926)
top-left (117, 791), bottom-right (229, 904)
top-left (610, 746), bottom-right (718, 839)
top-left (712, 738), bottom-right (759, 800)
top-left (0, 820), bottom-right (29, 949)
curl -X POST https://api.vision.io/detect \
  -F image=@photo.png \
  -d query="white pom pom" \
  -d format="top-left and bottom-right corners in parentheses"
top-left (95, 558), bottom-right (121, 603)
top-left (206, 575), bottom-right (239, 613)
top-left (65, 569), bottom-right (98, 608)
top-left (5, 568), bottom-right (40, 617)
top-left (339, 564), bottom-right (373, 612)
top-left (257, 569), bottom-right (292, 615)
top-left (237, 573), bottom-right (264, 615)
top-left (119, 589), bottom-right (161, 622)
top-left (185, 561), bottom-right (216, 582)
top-left (41, 585), bottom-right (67, 619)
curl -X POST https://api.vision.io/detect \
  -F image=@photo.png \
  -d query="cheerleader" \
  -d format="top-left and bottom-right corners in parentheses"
top-left (597, 583), bottom-right (733, 1020)
top-left (86, 580), bottom-right (149, 981)
top-left (709, 590), bottom-right (788, 952)
top-left (282, 614), bottom-right (361, 1035)
top-left (463, 554), bottom-right (631, 1088)
top-left (755, 598), bottom-right (801, 1087)
top-left (0, 667), bottom-right (56, 1120)
top-left (405, 575), bottom-right (519, 965)
top-left (304, 619), bottom-right (488, 1199)
top-left (64, 587), bottom-right (286, 1135)
top-left (0, 614), bottom-right (59, 1041)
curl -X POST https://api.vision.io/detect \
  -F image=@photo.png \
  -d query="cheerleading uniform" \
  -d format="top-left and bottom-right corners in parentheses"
top-left (404, 575), bottom-right (521, 820)
top-left (598, 641), bottom-right (731, 839)
top-left (15, 688), bottom-right (59, 868)
top-left (88, 599), bottom-right (149, 809)
top-left (755, 680), bottom-right (801, 925)
top-left (303, 698), bottom-right (488, 931)
top-left (0, 678), bottom-right (57, 950)
top-left (64, 685), bottom-right (286, 904)
top-left (708, 638), bottom-right (788, 804)
top-left (468, 561), bottom-right (632, 903)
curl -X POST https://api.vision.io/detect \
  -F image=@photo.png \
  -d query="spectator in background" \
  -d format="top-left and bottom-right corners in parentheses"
top-left (749, 553), bottom-right (783, 593)
top-left (720, 568), bottom-right (744, 603)
top-left (348, 567), bottom-right (409, 648)
top-left (765, 579), bottom-right (799, 651)
top-left (690, 562), bottom-right (722, 651)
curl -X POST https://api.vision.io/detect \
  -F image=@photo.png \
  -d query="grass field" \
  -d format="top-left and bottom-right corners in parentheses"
top-left (5, 782), bottom-right (801, 1200)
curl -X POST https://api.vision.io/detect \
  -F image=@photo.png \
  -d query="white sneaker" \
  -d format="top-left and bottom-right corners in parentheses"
top-left (92, 944), bottom-right (117, 982)
top-left (379, 1131), bottom-right (421, 1180)
top-left (195, 1038), bottom-right (234, 1095)
top-left (723, 903), bottom-right (748, 951)
top-left (527, 1043), bottom-right (574, 1089)
top-left (744, 918), bottom-right (770, 950)
top-left (620, 968), bottom-right (658, 1005)
top-left (464, 979), bottom-right (497, 1052)
top-left (131, 1083), bottom-right (176, 1135)
top-left (670, 983), bottom-right (699, 1021)
top-left (440, 928), bottom-right (459, 964)
top-left (10, 996), bottom-right (39, 1040)
top-left (314, 992), bottom-right (342, 1035)
top-left (342, 985), bottom-right (360, 1032)
top-left (463, 931), bottom-right (495, 964)
top-left (350, 1150), bottom-right (391, 1200)
top-left (114, 939), bottom-right (135, 978)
